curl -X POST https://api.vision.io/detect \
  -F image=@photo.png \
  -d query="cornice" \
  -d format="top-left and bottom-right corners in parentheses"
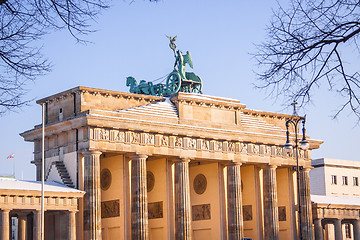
top-left (241, 109), bottom-right (295, 120)
top-left (170, 93), bottom-right (246, 110)
top-left (36, 86), bottom-right (164, 104)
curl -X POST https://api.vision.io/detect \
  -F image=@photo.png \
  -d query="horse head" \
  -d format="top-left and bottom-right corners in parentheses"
top-left (126, 76), bottom-right (137, 87)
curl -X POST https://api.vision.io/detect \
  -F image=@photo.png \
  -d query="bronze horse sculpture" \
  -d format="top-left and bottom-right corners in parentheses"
top-left (126, 77), bottom-right (165, 96)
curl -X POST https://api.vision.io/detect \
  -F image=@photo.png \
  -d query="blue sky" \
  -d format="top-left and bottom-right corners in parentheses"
top-left (1, 0), bottom-right (359, 180)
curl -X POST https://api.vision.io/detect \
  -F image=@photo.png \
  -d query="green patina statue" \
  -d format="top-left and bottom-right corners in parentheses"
top-left (126, 36), bottom-right (202, 97)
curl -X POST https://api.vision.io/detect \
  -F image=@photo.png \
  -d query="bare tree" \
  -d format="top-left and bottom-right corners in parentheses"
top-left (0, 0), bottom-right (109, 115)
top-left (254, 0), bottom-right (360, 119)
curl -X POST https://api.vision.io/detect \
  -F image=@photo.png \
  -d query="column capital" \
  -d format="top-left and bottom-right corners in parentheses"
top-left (263, 163), bottom-right (279, 169)
top-left (301, 167), bottom-right (312, 172)
top-left (17, 211), bottom-right (28, 218)
top-left (82, 150), bottom-right (102, 156)
top-left (227, 160), bottom-right (243, 166)
top-left (0, 208), bottom-right (11, 213)
top-left (68, 209), bottom-right (78, 214)
top-left (129, 153), bottom-right (148, 160)
top-left (173, 157), bottom-right (191, 163)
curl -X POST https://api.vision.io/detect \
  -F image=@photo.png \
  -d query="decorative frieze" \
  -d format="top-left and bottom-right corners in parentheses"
top-left (88, 127), bottom-right (309, 159)
top-left (144, 133), bottom-right (155, 145)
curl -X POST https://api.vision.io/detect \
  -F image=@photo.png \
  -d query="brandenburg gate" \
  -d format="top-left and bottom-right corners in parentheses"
top-left (20, 86), bottom-right (322, 240)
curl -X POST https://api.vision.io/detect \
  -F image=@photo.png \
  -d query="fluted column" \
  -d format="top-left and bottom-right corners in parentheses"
top-left (68, 210), bottom-right (77, 240)
top-left (174, 158), bottom-right (192, 240)
top-left (334, 219), bottom-right (343, 240)
top-left (33, 210), bottom-right (41, 240)
top-left (17, 212), bottom-right (27, 240)
top-left (0, 209), bottom-right (10, 240)
top-left (353, 219), bottom-right (360, 240)
top-left (83, 150), bottom-right (102, 240)
top-left (314, 218), bottom-right (324, 240)
top-left (300, 167), bottom-right (314, 239)
top-left (227, 161), bottom-right (244, 239)
top-left (263, 164), bottom-right (280, 240)
top-left (131, 154), bottom-right (149, 240)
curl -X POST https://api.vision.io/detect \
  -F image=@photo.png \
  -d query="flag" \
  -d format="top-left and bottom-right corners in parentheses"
top-left (6, 153), bottom-right (14, 159)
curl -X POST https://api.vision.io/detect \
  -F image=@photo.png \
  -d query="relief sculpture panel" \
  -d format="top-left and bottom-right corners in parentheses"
top-left (101, 200), bottom-right (120, 219)
top-left (148, 201), bottom-right (163, 219)
top-left (243, 205), bottom-right (253, 221)
top-left (192, 204), bottom-right (211, 221)
top-left (278, 206), bottom-right (286, 221)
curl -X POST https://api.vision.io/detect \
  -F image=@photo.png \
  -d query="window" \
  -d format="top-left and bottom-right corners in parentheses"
top-left (354, 177), bottom-right (359, 186)
top-left (342, 176), bottom-right (348, 185)
top-left (345, 223), bottom-right (351, 238)
top-left (331, 175), bottom-right (337, 185)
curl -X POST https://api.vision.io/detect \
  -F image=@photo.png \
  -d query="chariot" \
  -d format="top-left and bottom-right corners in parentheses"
top-left (165, 50), bottom-right (202, 95)
top-left (126, 36), bottom-right (203, 97)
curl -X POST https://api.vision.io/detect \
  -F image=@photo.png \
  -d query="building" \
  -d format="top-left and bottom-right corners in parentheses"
top-left (0, 177), bottom-right (84, 240)
top-left (17, 86), bottom-right (323, 239)
top-left (310, 158), bottom-right (360, 240)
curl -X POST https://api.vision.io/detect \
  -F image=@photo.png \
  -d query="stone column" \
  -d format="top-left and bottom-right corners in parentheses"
top-left (263, 164), bottom-right (280, 240)
top-left (300, 167), bottom-right (314, 240)
top-left (227, 161), bottom-right (244, 240)
top-left (314, 218), bottom-right (324, 240)
top-left (83, 150), bottom-right (102, 240)
top-left (353, 219), bottom-right (360, 240)
top-left (33, 210), bottom-right (41, 240)
top-left (34, 160), bottom-right (42, 181)
top-left (68, 210), bottom-right (77, 240)
top-left (17, 212), bottom-right (28, 240)
top-left (334, 219), bottom-right (343, 240)
top-left (130, 154), bottom-right (149, 240)
top-left (174, 158), bottom-right (192, 240)
top-left (0, 209), bottom-right (10, 240)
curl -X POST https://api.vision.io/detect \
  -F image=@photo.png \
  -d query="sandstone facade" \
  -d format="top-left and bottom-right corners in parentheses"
top-left (20, 87), bottom-right (323, 239)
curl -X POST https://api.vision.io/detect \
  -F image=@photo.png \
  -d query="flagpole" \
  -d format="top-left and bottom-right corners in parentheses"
top-left (12, 157), bottom-right (15, 178)
top-left (41, 103), bottom-right (45, 240)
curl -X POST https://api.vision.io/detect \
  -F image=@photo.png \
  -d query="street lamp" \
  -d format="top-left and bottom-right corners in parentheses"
top-left (284, 102), bottom-right (309, 240)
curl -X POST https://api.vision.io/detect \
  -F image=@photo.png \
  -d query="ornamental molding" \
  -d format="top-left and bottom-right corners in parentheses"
top-left (89, 127), bottom-right (309, 159)
top-left (314, 206), bottom-right (360, 219)
top-left (37, 87), bottom-right (162, 104)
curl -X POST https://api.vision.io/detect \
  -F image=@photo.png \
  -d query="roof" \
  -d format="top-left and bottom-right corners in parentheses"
top-left (311, 194), bottom-right (360, 206)
top-left (117, 98), bottom-right (178, 119)
top-left (312, 158), bottom-right (360, 169)
top-left (0, 177), bottom-right (83, 193)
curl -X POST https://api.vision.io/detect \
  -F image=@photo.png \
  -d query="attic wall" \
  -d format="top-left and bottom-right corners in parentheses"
top-left (46, 94), bottom-right (77, 124)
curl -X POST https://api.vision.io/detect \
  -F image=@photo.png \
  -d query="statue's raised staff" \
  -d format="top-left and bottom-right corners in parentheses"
top-left (126, 36), bottom-right (203, 97)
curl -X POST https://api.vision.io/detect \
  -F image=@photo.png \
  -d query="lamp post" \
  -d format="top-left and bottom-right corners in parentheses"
top-left (284, 102), bottom-right (309, 240)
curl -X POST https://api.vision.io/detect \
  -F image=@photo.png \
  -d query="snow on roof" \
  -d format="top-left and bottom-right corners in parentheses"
top-left (89, 113), bottom-right (287, 139)
top-left (116, 98), bottom-right (178, 118)
top-left (239, 112), bottom-right (283, 131)
top-left (180, 93), bottom-right (242, 103)
top-left (311, 194), bottom-right (360, 206)
top-left (114, 98), bottom-right (283, 133)
top-left (0, 177), bottom-right (83, 193)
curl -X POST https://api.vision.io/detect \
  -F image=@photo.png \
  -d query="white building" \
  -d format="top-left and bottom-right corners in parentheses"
top-left (311, 158), bottom-right (360, 197)
top-left (310, 158), bottom-right (360, 240)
